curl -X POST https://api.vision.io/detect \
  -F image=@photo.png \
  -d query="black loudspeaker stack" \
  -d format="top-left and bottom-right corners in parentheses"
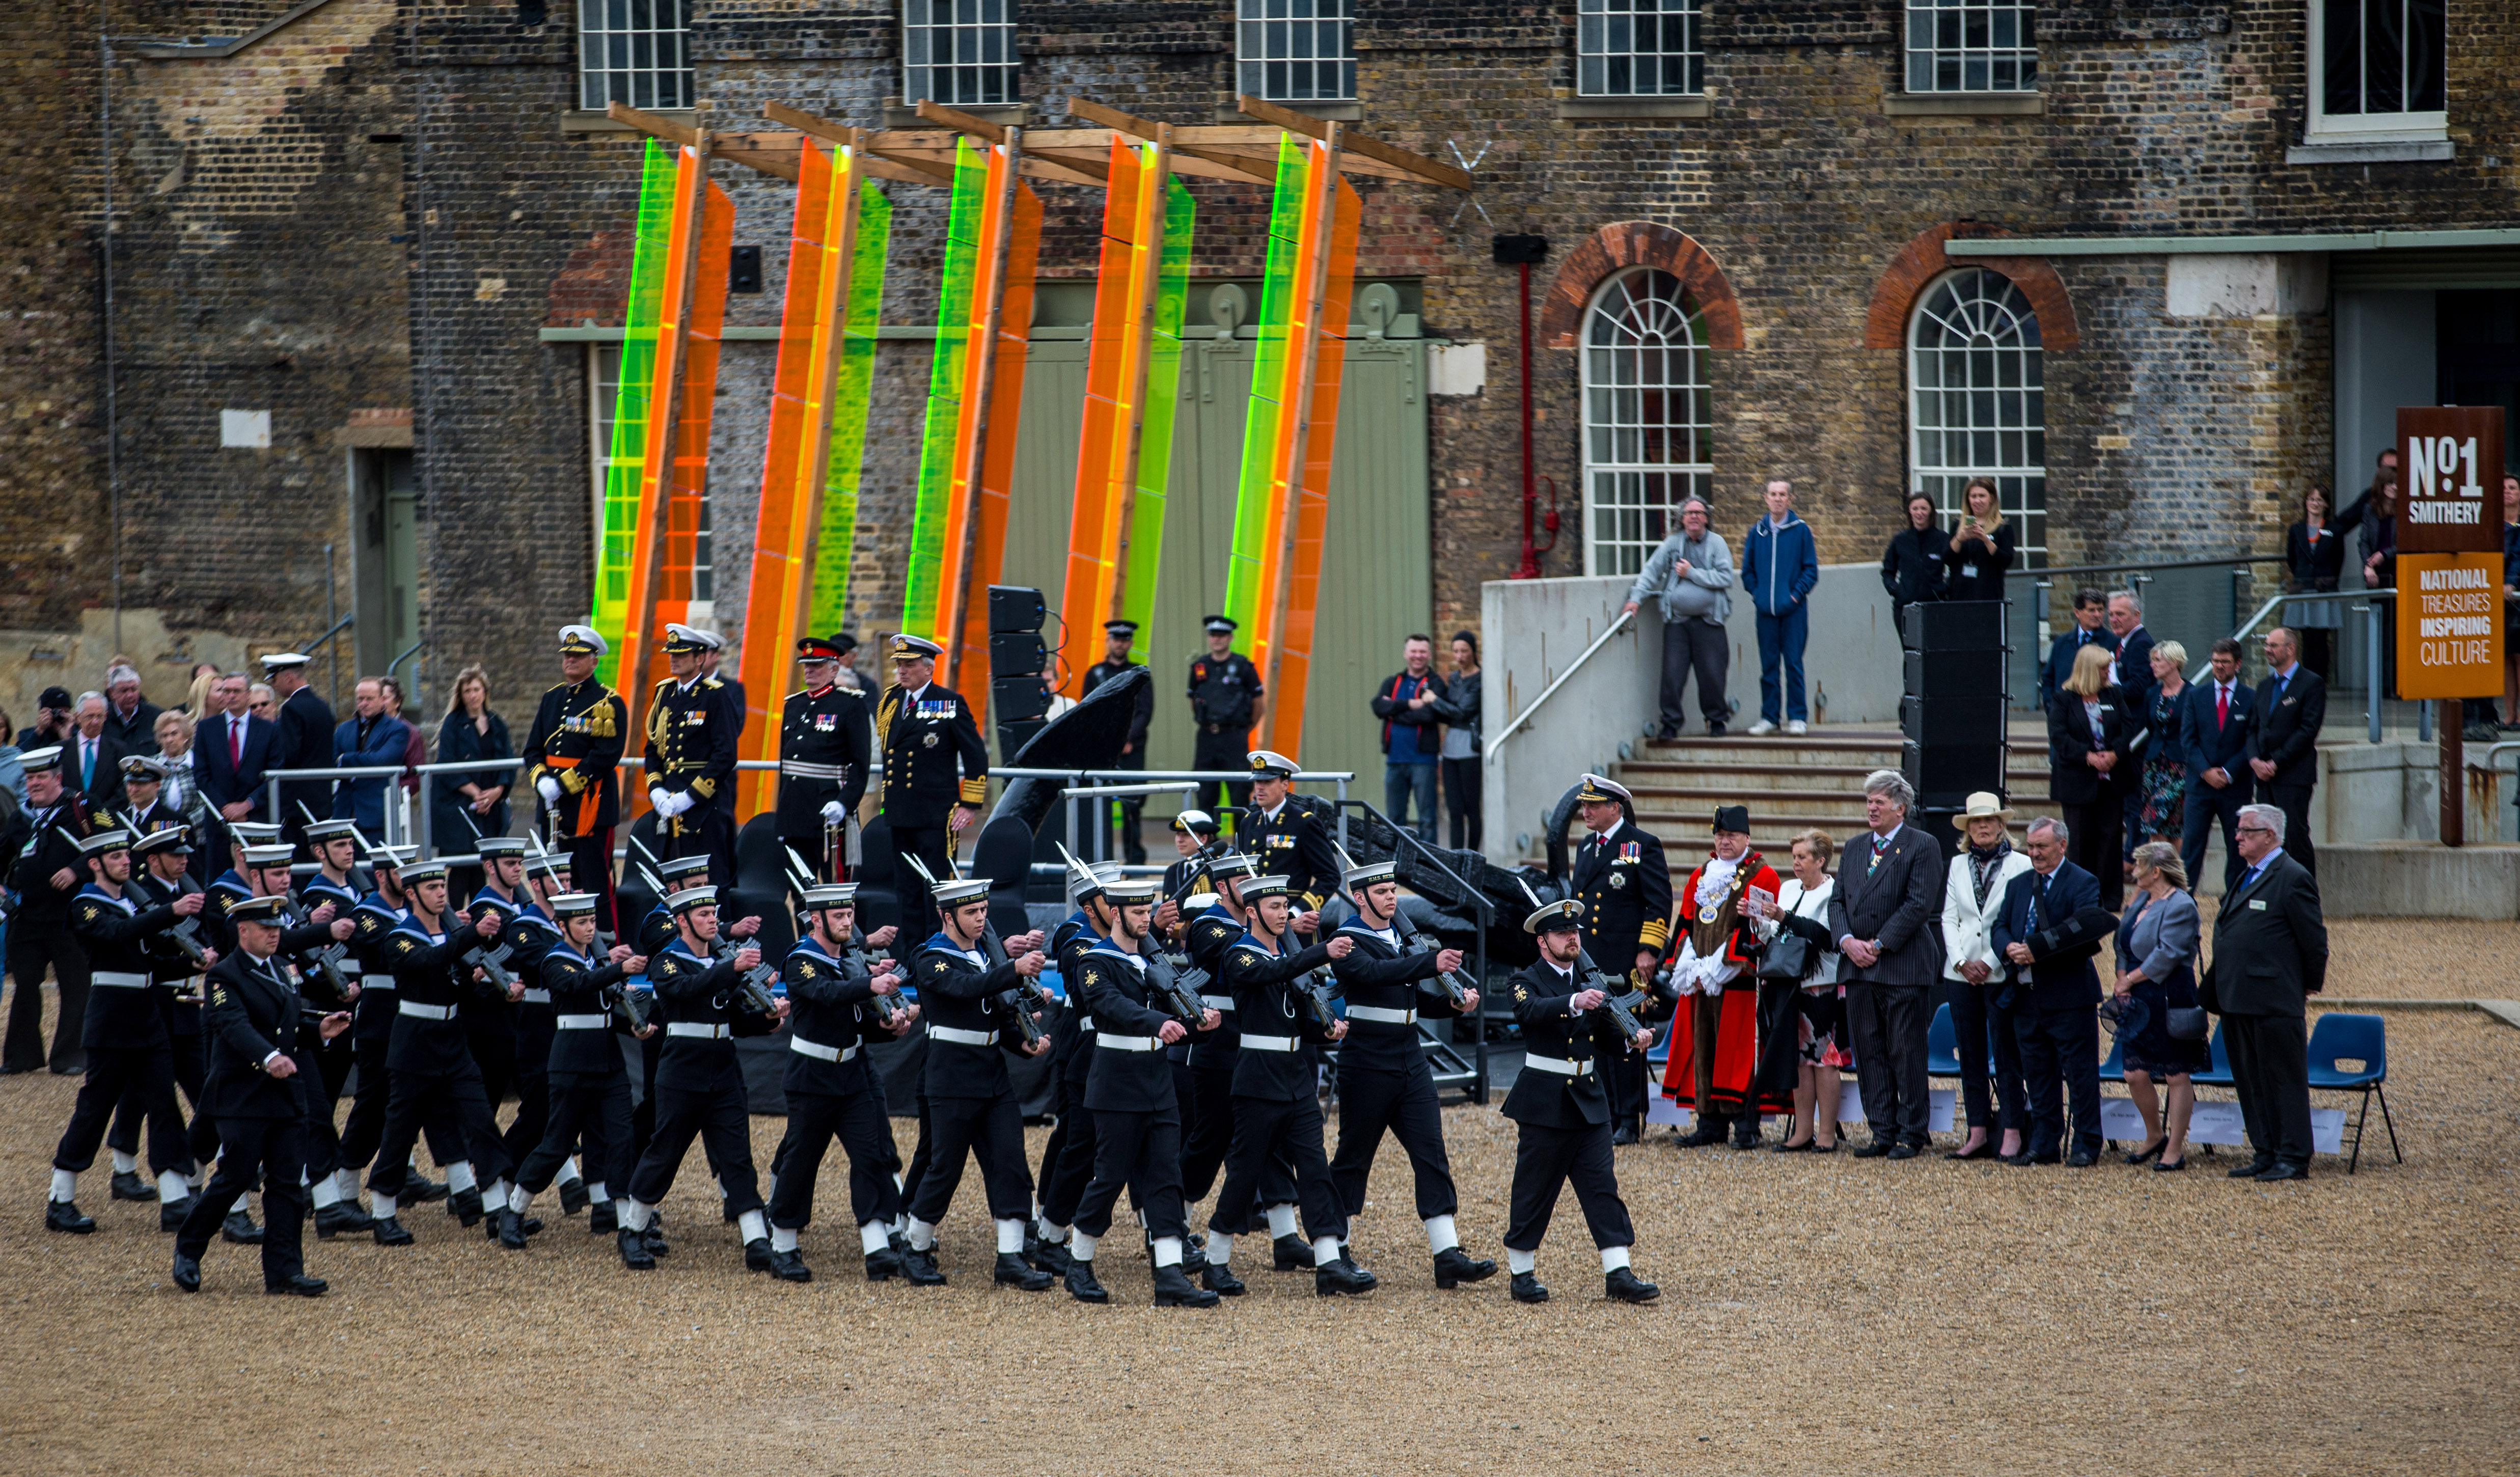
top-left (1899, 600), bottom-right (2009, 858)
top-left (987, 585), bottom-right (1050, 759)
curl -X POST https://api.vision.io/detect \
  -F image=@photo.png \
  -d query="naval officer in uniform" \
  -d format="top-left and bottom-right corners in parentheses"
top-left (875, 634), bottom-right (990, 934)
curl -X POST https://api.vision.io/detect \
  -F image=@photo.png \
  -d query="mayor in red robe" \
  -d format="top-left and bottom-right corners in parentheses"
top-left (1660, 805), bottom-right (1790, 1146)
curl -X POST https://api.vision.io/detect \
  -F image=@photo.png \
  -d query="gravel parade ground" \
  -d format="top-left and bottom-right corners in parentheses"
top-left (0, 913), bottom-right (2512, 1475)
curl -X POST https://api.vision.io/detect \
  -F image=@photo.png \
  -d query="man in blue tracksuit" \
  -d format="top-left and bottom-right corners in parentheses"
top-left (1739, 479), bottom-right (1820, 735)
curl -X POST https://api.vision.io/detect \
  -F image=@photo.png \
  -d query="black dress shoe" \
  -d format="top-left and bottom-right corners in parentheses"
top-left (2228, 1156), bottom-right (2277, 1179)
top-left (223, 1210), bottom-right (265, 1244)
top-left (112, 1170), bottom-right (158, 1202)
top-left (265, 1274), bottom-right (328, 1298)
top-left (769, 1249), bottom-right (813, 1283)
top-left (1272, 1234), bottom-right (1311, 1271)
top-left (371, 1215), bottom-right (414, 1246)
top-left (495, 1209), bottom-right (529, 1250)
top-left (1434, 1246), bottom-right (1498, 1288)
top-left (447, 1188), bottom-right (484, 1227)
top-left (1676, 1120), bottom-right (1727, 1148)
top-left (1605, 1267), bottom-right (1661, 1303)
top-left (1314, 1256), bottom-right (1377, 1297)
top-left (1885, 1143), bottom-right (1920, 1161)
top-left (864, 1247), bottom-right (906, 1281)
top-left (1772, 1137), bottom-right (1815, 1154)
top-left (2022, 1151), bottom-right (2062, 1166)
top-left (1151, 1263), bottom-right (1220, 1308)
top-left (994, 1251), bottom-right (1053, 1290)
top-left (50, 1061), bottom-right (85, 1076)
top-left (1202, 1262), bottom-right (1246, 1296)
top-left (1707, 722), bottom-right (1729, 738)
top-left (1946, 1141), bottom-right (1997, 1161)
top-left (902, 1247), bottom-right (946, 1285)
top-left (1179, 1234), bottom-right (1209, 1275)
top-left (2254, 1160), bottom-right (2310, 1182)
top-left (2065, 1148), bottom-right (2100, 1168)
top-left (2125, 1138), bottom-right (2168, 1165)
top-left (45, 1200), bottom-right (97, 1235)
top-left (1509, 1271), bottom-right (1550, 1304)
top-left (1064, 1259), bottom-right (1110, 1303)
top-left (314, 1202), bottom-right (373, 1238)
top-left (2154, 1157), bottom-right (2188, 1172)
top-left (558, 1178), bottom-right (591, 1215)
top-left (617, 1227), bottom-right (655, 1270)
top-left (1028, 1237), bottom-right (1072, 1276)
top-left (171, 1253), bottom-right (201, 1292)
top-left (745, 1238), bottom-right (776, 1273)
top-left (642, 1220), bottom-right (671, 1257)
top-left (1850, 1140), bottom-right (1895, 1159)
top-left (160, 1196), bottom-right (200, 1233)
top-left (520, 1216), bottom-right (544, 1236)
top-left (404, 1171), bottom-right (448, 1203)
top-left (1610, 1124), bottom-right (1639, 1146)
top-left (588, 1201), bottom-right (618, 1235)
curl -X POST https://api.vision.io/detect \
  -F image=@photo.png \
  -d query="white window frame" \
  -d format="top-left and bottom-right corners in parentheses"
top-left (2305, 0), bottom-right (2447, 141)
top-left (1907, 268), bottom-right (2046, 565)
top-left (578, 0), bottom-right (694, 113)
top-left (1576, 0), bottom-right (1705, 98)
top-left (901, 0), bottom-right (1020, 109)
top-left (1903, 0), bottom-right (2038, 94)
top-left (1237, 0), bottom-right (1357, 104)
top-left (1581, 267), bottom-right (1713, 579)
top-left (590, 344), bottom-right (713, 617)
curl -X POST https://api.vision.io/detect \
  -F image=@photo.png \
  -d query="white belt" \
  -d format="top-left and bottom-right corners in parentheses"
top-left (781, 759), bottom-right (849, 780)
top-left (554, 1014), bottom-right (609, 1030)
top-left (362, 977), bottom-right (395, 990)
top-left (666, 1022), bottom-right (730, 1040)
top-left (1523, 1054), bottom-right (1594, 1077)
top-left (522, 988), bottom-right (551, 1003)
top-left (1097, 1033), bottom-right (1162, 1052)
top-left (929, 1025), bottom-right (997, 1047)
top-left (1241, 1033), bottom-right (1300, 1052)
top-left (1200, 994), bottom-right (1235, 1011)
top-left (1078, 1018), bottom-right (1095, 1032)
top-left (399, 1001), bottom-right (456, 1020)
top-left (337, 961), bottom-right (363, 977)
top-left (790, 1036), bottom-right (860, 1063)
top-left (92, 971), bottom-right (150, 989)
top-left (1347, 1004), bottom-right (1416, 1025)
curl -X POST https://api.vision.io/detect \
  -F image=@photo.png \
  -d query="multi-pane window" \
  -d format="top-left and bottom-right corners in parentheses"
top-left (1577, 0), bottom-right (1704, 96)
top-left (1237, 0), bottom-right (1356, 103)
top-left (578, 0), bottom-right (693, 112)
top-left (1904, 0), bottom-right (2037, 92)
top-left (1583, 269), bottom-right (1712, 578)
top-left (1909, 269), bottom-right (2046, 563)
top-left (592, 345), bottom-right (713, 610)
top-left (902, 0), bottom-right (1019, 108)
top-left (2313, 0), bottom-right (2447, 133)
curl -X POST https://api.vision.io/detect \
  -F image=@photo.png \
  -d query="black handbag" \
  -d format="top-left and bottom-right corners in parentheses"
top-left (2166, 1005), bottom-right (2209, 1042)
top-left (1757, 930), bottom-right (1813, 983)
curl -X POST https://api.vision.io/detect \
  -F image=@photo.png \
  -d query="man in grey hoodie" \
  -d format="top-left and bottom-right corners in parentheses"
top-left (1623, 498), bottom-right (1735, 739)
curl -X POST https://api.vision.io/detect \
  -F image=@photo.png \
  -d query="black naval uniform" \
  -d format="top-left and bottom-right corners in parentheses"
top-left (273, 683), bottom-right (336, 855)
top-left (646, 675), bottom-right (741, 886)
top-left (903, 933), bottom-right (1043, 1232)
top-left (1501, 956), bottom-right (1638, 1258)
top-left (522, 677), bottom-right (629, 932)
top-left (1241, 795), bottom-right (1340, 918)
top-left (125, 865), bottom-right (216, 1165)
top-left (624, 938), bottom-right (779, 1219)
top-left (498, 900), bottom-right (568, 1168)
top-left (5, 795), bottom-right (99, 1074)
top-left (765, 934), bottom-right (905, 1239)
top-left (334, 887), bottom-right (464, 1184)
top-left (1177, 902), bottom-right (1284, 1206)
top-left (288, 876), bottom-right (364, 1194)
top-left (57, 883), bottom-right (196, 1183)
top-left (366, 911), bottom-right (518, 1203)
top-left (775, 682), bottom-right (873, 881)
top-left (1568, 816), bottom-right (1674, 1134)
top-left (875, 682), bottom-right (989, 931)
top-left (1069, 935), bottom-right (1192, 1245)
top-left (172, 947), bottom-right (320, 1287)
top-left (513, 940), bottom-right (636, 1204)
top-left (1186, 651), bottom-right (1262, 816)
top-left (459, 889), bottom-right (529, 1143)
top-left (1327, 917), bottom-right (1473, 1223)
top-left (1036, 911), bottom-right (1110, 1234)
top-left (1081, 657), bottom-right (1155, 863)
top-left (1208, 927), bottom-right (1346, 1244)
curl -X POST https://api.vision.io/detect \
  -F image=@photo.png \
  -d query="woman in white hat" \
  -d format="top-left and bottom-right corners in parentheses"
top-left (1939, 791), bottom-right (2033, 1161)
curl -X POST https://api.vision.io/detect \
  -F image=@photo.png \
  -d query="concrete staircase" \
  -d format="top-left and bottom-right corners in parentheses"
top-left (1606, 727), bottom-right (2054, 865)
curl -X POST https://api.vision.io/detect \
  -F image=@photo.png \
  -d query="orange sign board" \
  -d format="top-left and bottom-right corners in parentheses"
top-left (2396, 406), bottom-right (2504, 555)
top-left (2396, 552), bottom-right (2506, 699)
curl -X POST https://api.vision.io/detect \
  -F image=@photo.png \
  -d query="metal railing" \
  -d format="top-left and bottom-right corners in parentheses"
top-left (1329, 795), bottom-right (1496, 1104)
top-left (1484, 608), bottom-right (1634, 762)
top-left (999, 765), bottom-right (1357, 868)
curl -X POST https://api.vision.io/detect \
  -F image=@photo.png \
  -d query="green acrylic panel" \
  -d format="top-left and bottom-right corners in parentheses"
top-left (591, 140), bottom-right (677, 686)
top-left (809, 177), bottom-right (892, 636)
top-left (1222, 135), bottom-right (1309, 652)
top-left (899, 139), bottom-right (986, 642)
top-left (1115, 172), bottom-right (1196, 664)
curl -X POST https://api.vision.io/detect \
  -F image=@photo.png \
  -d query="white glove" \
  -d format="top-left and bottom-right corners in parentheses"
top-left (820, 800), bottom-right (846, 824)
top-left (667, 792), bottom-right (696, 819)
top-left (537, 775), bottom-right (562, 804)
top-left (1704, 977), bottom-right (1723, 998)
top-left (648, 786), bottom-right (671, 814)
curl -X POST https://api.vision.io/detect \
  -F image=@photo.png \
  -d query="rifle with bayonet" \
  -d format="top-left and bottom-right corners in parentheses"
top-left (1339, 843), bottom-right (1473, 1010)
top-left (793, 843), bottom-right (905, 1028)
top-left (1513, 879), bottom-right (1650, 1046)
top-left (906, 852), bottom-right (1042, 1049)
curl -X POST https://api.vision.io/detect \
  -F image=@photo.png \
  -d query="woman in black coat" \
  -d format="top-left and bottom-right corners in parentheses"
top-left (2047, 643), bottom-right (2134, 909)
top-left (2283, 484), bottom-right (2346, 678)
top-left (433, 665), bottom-right (515, 892)
top-left (1880, 493), bottom-right (1949, 621)
top-left (1941, 476), bottom-right (2016, 604)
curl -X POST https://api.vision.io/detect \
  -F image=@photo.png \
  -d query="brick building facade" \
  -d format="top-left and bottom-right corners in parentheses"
top-left (9, 1), bottom-right (2515, 740)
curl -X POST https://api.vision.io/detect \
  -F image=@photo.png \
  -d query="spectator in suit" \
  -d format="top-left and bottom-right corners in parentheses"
top-left (1993, 816), bottom-right (2114, 1167)
top-left (2200, 803), bottom-right (2328, 1182)
top-left (2284, 484), bottom-right (2346, 680)
top-left (194, 672), bottom-right (280, 841)
top-left (1825, 769), bottom-right (1946, 1158)
top-left (68, 693), bottom-right (128, 812)
top-left (1940, 477), bottom-right (2015, 604)
top-left (2039, 588), bottom-right (2115, 713)
top-left (1741, 479), bottom-right (1820, 736)
top-left (2244, 626), bottom-right (2325, 878)
top-left (2113, 842), bottom-right (2207, 1172)
top-left (2180, 639), bottom-right (2255, 892)
top-left (2105, 590), bottom-right (2156, 864)
top-left (264, 653), bottom-right (336, 853)
top-left (1939, 792), bottom-right (2033, 1162)
top-left (101, 664), bottom-right (163, 754)
top-left (1879, 492), bottom-right (1948, 624)
top-left (2046, 644), bottom-right (2133, 910)
top-left (331, 677), bottom-right (411, 837)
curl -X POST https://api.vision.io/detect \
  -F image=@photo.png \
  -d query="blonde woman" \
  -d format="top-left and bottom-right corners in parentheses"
top-left (2046, 642), bottom-right (2133, 909)
top-left (182, 664), bottom-right (221, 720)
top-left (1747, 828), bottom-right (1845, 1152)
top-left (1939, 792), bottom-right (2033, 1160)
top-left (433, 664), bottom-right (515, 846)
top-left (2113, 842), bottom-right (2207, 1171)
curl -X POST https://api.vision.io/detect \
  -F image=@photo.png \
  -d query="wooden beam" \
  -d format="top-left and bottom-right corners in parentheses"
top-left (915, 98), bottom-right (1008, 144)
top-left (863, 156), bottom-right (942, 186)
top-left (1065, 96), bottom-right (1166, 140)
top-left (763, 101), bottom-right (858, 148)
top-left (607, 100), bottom-right (701, 148)
top-left (869, 147), bottom-right (956, 184)
top-left (1169, 146), bottom-right (1275, 186)
top-left (1232, 95), bottom-right (1474, 189)
top-left (712, 143), bottom-right (800, 182)
top-left (1020, 153), bottom-right (1108, 188)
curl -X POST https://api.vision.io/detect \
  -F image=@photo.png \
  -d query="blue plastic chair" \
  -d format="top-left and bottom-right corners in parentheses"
top-left (2097, 1031), bottom-right (2125, 1085)
top-left (2191, 1022), bottom-right (2234, 1087)
top-left (2306, 1013), bottom-right (2399, 1173)
top-left (1925, 1001), bottom-right (1959, 1077)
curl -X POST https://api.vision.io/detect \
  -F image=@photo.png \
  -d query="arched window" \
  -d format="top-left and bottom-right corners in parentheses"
top-left (1583, 268), bottom-right (1711, 577)
top-left (1909, 268), bottom-right (2045, 561)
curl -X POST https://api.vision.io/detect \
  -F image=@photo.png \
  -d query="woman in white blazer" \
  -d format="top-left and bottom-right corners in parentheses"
top-left (1939, 792), bottom-right (2034, 1161)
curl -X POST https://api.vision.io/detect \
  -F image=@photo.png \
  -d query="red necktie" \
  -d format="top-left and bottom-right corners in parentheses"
top-left (2216, 686), bottom-right (2230, 730)
top-left (231, 717), bottom-right (244, 765)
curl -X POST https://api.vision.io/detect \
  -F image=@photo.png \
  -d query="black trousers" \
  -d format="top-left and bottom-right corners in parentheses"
top-left (367, 1056), bottom-right (514, 1198)
top-left (1038, 1074), bottom-right (1102, 1228)
top-left (1209, 1093), bottom-right (1345, 1242)
top-left (662, 806), bottom-right (736, 888)
top-left (1441, 756), bottom-right (1482, 852)
top-left (54, 1046), bottom-right (194, 1177)
top-left (4, 923), bottom-right (90, 1074)
top-left (1947, 983), bottom-right (2026, 1132)
top-left (2060, 799), bottom-right (2126, 910)
top-left (173, 1115), bottom-right (308, 1285)
top-left (565, 828), bottom-right (618, 935)
top-left (906, 1091), bottom-right (1033, 1225)
top-left (2182, 774), bottom-right (2252, 893)
top-left (628, 1071), bottom-right (763, 1216)
top-left (2015, 1004), bottom-right (2102, 1157)
top-left (1330, 1061), bottom-right (1459, 1222)
top-left (1845, 983), bottom-right (1931, 1146)
top-left (299, 1043), bottom-right (355, 1184)
top-left (1103, 744), bottom-right (1147, 864)
top-left (112, 1030), bottom-right (217, 1165)
top-left (2225, 1011), bottom-right (2314, 1163)
top-left (1074, 1102), bottom-right (1187, 1241)
top-left (516, 1070), bottom-right (629, 1197)
top-left (1192, 730), bottom-right (1252, 817)
top-left (337, 1035), bottom-right (463, 1174)
top-left (888, 825), bottom-right (952, 939)
top-left (1658, 617), bottom-right (1730, 732)
top-left (767, 1088), bottom-right (902, 1231)
top-left (2265, 782), bottom-right (2317, 878)
top-left (1503, 1118), bottom-right (1634, 1253)
top-left (1179, 1064), bottom-right (1236, 1203)
top-left (501, 1028), bottom-right (555, 1167)
top-left (467, 1023), bottom-right (519, 1117)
